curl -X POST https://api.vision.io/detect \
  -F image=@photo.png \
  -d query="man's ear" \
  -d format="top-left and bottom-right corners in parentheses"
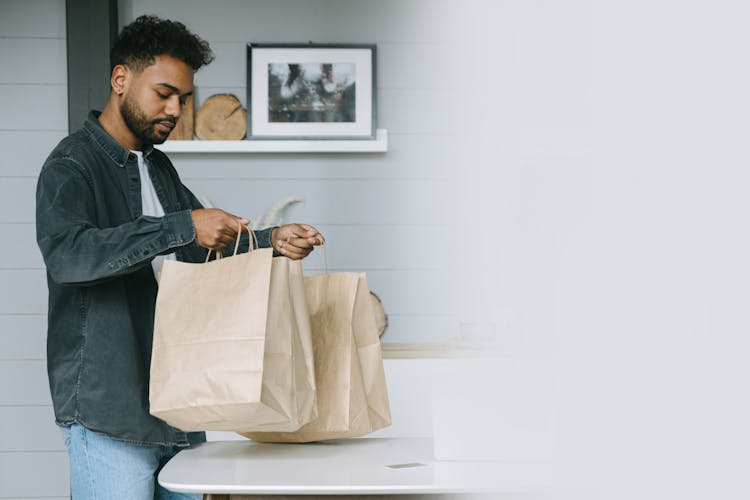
top-left (111, 64), bottom-right (130, 96)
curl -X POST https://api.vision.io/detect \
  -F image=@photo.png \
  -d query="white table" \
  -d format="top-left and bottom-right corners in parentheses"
top-left (158, 437), bottom-right (556, 497)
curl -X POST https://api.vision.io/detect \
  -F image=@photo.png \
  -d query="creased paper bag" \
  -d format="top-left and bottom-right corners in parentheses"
top-left (149, 231), bottom-right (316, 433)
top-left (244, 270), bottom-right (391, 442)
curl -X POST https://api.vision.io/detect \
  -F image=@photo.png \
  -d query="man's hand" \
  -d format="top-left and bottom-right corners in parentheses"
top-left (271, 223), bottom-right (322, 260)
top-left (191, 208), bottom-right (249, 250)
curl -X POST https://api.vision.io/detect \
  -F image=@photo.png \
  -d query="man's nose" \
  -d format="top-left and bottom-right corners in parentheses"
top-left (165, 95), bottom-right (181, 118)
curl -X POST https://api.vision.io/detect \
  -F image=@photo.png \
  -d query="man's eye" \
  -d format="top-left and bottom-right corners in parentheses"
top-left (156, 92), bottom-right (168, 99)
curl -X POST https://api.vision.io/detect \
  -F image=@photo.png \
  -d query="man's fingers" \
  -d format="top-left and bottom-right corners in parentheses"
top-left (193, 208), bottom-right (252, 251)
top-left (276, 237), bottom-right (314, 259)
top-left (280, 247), bottom-right (311, 260)
top-left (214, 228), bottom-right (238, 246)
top-left (222, 210), bottom-right (249, 225)
top-left (278, 237), bottom-right (315, 252)
top-left (217, 234), bottom-right (236, 248)
top-left (220, 214), bottom-right (251, 237)
top-left (288, 223), bottom-right (319, 238)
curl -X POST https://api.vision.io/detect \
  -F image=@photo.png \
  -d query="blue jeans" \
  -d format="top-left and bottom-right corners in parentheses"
top-left (59, 423), bottom-right (201, 500)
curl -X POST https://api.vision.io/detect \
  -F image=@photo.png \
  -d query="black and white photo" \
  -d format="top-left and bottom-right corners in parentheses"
top-left (248, 44), bottom-right (376, 139)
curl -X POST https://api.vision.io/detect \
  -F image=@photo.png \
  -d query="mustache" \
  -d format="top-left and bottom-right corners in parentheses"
top-left (152, 117), bottom-right (177, 126)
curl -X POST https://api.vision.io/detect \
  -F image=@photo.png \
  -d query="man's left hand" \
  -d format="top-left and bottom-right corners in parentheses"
top-left (271, 224), bottom-right (322, 260)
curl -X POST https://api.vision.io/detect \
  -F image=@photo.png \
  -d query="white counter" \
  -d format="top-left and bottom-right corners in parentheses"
top-left (158, 437), bottom-right (556, 496)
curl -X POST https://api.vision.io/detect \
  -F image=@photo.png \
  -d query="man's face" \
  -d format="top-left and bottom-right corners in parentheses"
top-left (120, 54), bottom-right (194, 145)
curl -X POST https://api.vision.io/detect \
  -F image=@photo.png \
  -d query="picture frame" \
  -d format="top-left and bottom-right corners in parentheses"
top-left (247, 43), bottom-right (377, 140)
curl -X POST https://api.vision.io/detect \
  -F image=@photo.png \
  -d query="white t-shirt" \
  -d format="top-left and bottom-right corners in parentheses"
top-left (131, 150), bottom-right (176, 279)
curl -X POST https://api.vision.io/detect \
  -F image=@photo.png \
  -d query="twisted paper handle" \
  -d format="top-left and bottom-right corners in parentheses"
top-left (204, 221), bottom-right (258, 262)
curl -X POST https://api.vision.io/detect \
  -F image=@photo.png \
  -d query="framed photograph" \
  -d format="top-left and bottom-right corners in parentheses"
top-left (247, 43), bottom-right (376, 140)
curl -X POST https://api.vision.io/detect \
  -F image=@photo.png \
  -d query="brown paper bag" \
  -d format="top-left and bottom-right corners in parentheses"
top-left (149, 229), bottom-right (316, 433)
top-left (244, 267), bottom-right (391, 443)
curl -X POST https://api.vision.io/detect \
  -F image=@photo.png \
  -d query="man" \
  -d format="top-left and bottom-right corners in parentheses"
top-left (35, 15), bottom-right (322, 499)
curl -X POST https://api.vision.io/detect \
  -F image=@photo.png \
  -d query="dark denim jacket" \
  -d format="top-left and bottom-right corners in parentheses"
top-left (36, 111), bottom-right (274, 446)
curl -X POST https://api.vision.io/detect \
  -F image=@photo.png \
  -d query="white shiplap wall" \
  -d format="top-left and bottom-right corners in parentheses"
top-left (0, 1), bottom-right (476, 496)
top-left (0, 1), bottom-right (70, 498)
top-left (5, 1), bottom-right (750, 497)
top-left (119, 0), bottom-right (471, 345)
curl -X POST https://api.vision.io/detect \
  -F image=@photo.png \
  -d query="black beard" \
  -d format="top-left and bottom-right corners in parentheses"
top-left (120, 95), bottom-right (175, 145)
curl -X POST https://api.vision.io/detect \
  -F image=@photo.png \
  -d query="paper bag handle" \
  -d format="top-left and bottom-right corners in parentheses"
top-left (313, 235), bottom-right (328, 274)
top-left (204, 221), bottom-right (258, 262)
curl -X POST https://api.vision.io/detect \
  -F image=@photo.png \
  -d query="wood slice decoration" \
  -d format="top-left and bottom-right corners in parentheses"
top-left (195, 94), bottom-right (247, 140)
top-left (167, 94), bottom-right (194, 140)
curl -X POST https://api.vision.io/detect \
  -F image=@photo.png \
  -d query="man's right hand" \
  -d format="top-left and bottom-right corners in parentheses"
top-left (191, 208), bottom-right (249, 251)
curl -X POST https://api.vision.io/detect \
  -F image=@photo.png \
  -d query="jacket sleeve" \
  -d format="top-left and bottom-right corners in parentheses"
top-left (36, 158), bottom-right (196, 286)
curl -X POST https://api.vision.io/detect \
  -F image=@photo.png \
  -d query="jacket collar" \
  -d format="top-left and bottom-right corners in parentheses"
top-left (83, 110), bottom-right (155, 168)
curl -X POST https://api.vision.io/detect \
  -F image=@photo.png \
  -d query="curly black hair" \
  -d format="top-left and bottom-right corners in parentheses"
top-left (110, 15), bottom-right (214, 73)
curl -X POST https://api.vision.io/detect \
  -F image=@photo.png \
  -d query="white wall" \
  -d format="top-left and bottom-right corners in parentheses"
top-left (120, 1), bottom-right (750, 498)
top-left (5, 0), bottom-right (750, 498)
top-left (119, 0), bottom-right (473, 345)
top-left (0, 2), bottom-right (71, 498)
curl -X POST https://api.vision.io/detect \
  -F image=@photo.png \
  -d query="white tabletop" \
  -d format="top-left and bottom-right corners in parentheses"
top-left (158, 437), bottom-right (556, 496)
